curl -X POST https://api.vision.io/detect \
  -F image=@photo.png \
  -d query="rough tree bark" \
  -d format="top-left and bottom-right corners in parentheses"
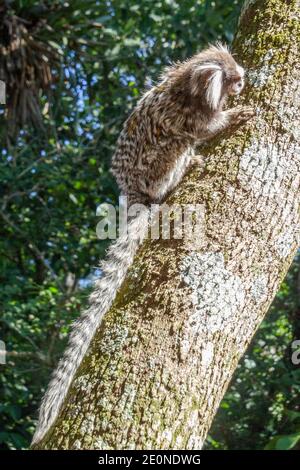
top-left (36, 0), bottom-right (300, 450)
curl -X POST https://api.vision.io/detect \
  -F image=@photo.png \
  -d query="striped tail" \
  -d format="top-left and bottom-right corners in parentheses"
top-left (31, 207), bottom-right (150, 445)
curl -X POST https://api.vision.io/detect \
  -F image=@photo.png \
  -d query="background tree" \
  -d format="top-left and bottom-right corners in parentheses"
top-left (0, 0), bottom-right (299, 450)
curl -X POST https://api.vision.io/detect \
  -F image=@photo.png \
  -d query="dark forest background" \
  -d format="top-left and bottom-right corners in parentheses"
top-left (0, 0), bottom-right (299, 450)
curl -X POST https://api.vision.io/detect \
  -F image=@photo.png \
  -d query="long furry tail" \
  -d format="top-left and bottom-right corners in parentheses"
top-left (31, 207), bottom-right (150, 445)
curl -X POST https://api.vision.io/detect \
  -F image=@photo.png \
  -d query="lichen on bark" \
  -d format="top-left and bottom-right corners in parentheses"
top-left (35, 0), bottom-right (300, 450)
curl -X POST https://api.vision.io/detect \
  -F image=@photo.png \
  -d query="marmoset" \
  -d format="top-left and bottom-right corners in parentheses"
top-left (32, 43), bottom-right (254, 445)
top-left (111, 43), bottom-right (252, 206)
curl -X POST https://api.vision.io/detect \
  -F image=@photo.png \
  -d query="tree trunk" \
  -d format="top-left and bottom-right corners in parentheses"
top-left (36, 0), bottom-right (300, 450)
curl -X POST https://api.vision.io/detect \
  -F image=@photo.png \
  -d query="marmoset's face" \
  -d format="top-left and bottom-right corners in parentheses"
top-left (226, 64), bottom-right (245, 96)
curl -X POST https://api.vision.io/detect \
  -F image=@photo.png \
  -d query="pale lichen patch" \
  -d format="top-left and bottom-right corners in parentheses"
top-left (73, 439), bottom-right (82, 450)
top-left (226, 184), bottom-right (235, 199)
top-left (73, 374), bottom-right (94, 393)
top-left (247, 63), bottom-right (277, 88)
top-left (79, 413), bottom-right (95, 436)
top-left (201, 342), bottom-right (214, 368)
top-left (250, 275), bottom-right (268, 303)
top-left (277, 80), bottom-right (300, 140)
top-left (180, 252), bottom-right (245, 336)
top-left (275, 229), bottom-right (298, 258)
top-left (174, 434), bottom-right (183, 449)
top-left (160, 428), bottom-right (173, 445)
top-left (239, 139), bottom-right (287, 197)
top-left (92, 437), bottom-right (109, 450)
top-left (186, 434), bottom-right (203, 450)
top-left (99, 321), bottom-right (129, 355)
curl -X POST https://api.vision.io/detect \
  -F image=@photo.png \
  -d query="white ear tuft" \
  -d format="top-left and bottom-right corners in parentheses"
top-left (195, 63), bottom-right (222, 73)
top-left (206, 69), bottom-right (223, 110)
top-left (191, 62), bottom-right (222, 97)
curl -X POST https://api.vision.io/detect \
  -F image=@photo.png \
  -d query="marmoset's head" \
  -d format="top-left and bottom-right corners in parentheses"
top-left (190, 43), bottom-right (245, 110)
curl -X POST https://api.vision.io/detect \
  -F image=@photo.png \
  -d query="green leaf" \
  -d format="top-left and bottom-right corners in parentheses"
top-left (265, 433), bottom-right (300, 450)
top-left (69, 193), bottom-right (78, 204)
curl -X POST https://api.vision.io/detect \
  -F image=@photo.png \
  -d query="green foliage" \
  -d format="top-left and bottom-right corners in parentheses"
top-left (1, 0), bottom-right (299, 451)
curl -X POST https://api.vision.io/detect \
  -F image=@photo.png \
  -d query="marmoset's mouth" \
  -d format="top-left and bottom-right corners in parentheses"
top-left (230, 82), bottom-right (244, 95)
top-left (228, 89), bottom-right (241, 96)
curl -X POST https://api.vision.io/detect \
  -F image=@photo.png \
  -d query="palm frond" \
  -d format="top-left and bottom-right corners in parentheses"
top-left (0, 3), bottom-right (60, 137)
